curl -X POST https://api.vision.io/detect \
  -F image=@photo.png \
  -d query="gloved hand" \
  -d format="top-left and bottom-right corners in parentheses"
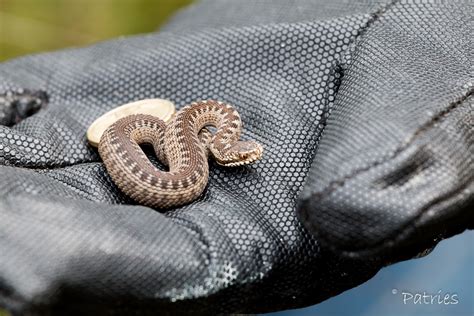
top-left (0, 0), bottom-right (471, 315)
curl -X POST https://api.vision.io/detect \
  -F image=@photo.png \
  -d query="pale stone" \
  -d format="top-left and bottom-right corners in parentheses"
top-left (87, 98), bottom-right (175, 147)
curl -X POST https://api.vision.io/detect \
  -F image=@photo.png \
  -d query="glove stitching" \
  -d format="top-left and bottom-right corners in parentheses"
top-left (341, 174), bottom-right (474, 257)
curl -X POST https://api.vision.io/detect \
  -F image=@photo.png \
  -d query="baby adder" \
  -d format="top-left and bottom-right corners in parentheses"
top-left (99, 100), bottom-right (263, 208)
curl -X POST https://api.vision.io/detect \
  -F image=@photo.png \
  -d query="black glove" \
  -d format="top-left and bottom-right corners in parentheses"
top-left (297, 0), bottom-right (473, 261)
top-left (0, 0), bottom-right (471, 315)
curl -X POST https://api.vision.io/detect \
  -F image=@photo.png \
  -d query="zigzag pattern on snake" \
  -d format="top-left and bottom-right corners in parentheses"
top-left (98, 100), bottom-right (263, 208)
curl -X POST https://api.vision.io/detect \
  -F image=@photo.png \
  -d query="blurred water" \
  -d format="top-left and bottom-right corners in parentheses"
top-left (270, 231), bottom-right (473, 316)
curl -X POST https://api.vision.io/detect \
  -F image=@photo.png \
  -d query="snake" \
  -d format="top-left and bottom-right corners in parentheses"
top-left (98, 100), bottom-right (263, 208)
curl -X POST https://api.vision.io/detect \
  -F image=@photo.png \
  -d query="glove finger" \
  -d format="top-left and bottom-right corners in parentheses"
top-left (298, 1), bottom-right (473, 260)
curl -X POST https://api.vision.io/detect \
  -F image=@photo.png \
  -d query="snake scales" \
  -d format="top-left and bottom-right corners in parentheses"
top-left (98, 100), bottom-right (263, 208)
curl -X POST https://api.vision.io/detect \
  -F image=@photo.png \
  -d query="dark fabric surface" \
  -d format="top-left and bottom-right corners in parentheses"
top-left (297, 0), bottom-right (473, 260)
top-left (0, 0), bottom-right (472, 314)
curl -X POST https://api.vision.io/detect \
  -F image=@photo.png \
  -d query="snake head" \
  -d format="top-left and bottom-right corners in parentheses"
top-left (215, 141), bottom-right (263, 167)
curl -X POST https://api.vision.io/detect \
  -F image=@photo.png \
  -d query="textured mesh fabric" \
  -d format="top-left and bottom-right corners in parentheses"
top-left (0, 0), bottom-right (472, 314)
top-left (298, 0), bottom-right (473, 260)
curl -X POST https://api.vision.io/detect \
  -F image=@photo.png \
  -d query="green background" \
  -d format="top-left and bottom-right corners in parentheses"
top-left (0, 0), bottom-right (192, 61)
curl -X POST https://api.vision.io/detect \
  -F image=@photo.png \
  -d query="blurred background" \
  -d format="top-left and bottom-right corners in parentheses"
top-left (0, 0), bottom-right (191, 61)
top-left (0, 1), bottom-right (472, 316)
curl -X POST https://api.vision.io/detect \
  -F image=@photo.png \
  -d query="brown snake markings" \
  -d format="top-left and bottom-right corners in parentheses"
top-left (98, 100), bottom-right (263, 208)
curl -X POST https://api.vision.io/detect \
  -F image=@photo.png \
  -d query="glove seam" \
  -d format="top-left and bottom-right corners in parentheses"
top-left (339, 176), bottom-right (474, 257)
top-left (305, 170), bottom-right (473, 257)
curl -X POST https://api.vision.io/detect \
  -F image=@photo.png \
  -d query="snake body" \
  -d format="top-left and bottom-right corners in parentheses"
top-left (98, 100), bottom-right (263, 208)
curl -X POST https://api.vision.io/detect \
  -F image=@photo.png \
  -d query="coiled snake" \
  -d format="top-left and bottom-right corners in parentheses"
top-left (98, 100), bottom-right (263, 208)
